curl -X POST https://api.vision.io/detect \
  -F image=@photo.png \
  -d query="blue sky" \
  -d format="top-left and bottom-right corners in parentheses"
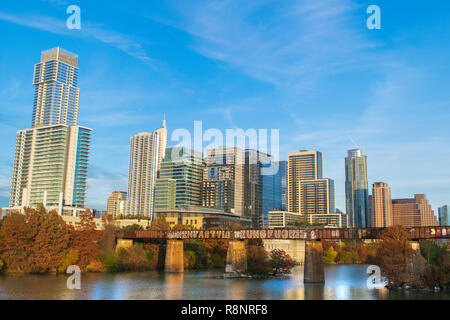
top-left (0, 0), bottom-right (449, 212)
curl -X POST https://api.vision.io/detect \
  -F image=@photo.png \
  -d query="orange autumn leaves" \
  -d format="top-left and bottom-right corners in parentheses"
top-left (0, 205), bottom-right (101, 273)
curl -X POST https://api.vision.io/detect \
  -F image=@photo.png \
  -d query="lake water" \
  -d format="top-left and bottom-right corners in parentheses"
top-left (0, 265), bottom-right (448, 300)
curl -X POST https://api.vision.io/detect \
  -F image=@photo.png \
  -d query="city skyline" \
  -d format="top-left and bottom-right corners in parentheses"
top-left (0, 1), bottom-right (449, 213)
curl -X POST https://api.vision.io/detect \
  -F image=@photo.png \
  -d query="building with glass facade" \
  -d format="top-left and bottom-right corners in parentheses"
top-left (154, 147), bottom-right (204, 210)
top-left (438, 205), bottom-right (449, 226)
top-left (9, 124), bottom-right (91, 208)
top-left (345, 149), bottom-right (369, 228)
top-left (32, 47), bottom-right (79, 128)
top-left (9, 48), bottom-right (91, 213)
top-left (126, 121), bottom-right (167, 218)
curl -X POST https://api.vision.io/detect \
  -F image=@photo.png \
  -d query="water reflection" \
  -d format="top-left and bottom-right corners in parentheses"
top-left (0, 265), bottom-right (448, 300)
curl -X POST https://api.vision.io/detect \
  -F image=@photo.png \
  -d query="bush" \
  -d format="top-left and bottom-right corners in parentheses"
top-left (103, 254), bottom-right (119, 272)
top-left (58, 249), bottom-right (79, 273)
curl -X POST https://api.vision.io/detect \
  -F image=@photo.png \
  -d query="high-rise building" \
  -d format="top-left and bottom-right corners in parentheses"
top-left (9, 48), bottom-right (91, 212)
top-left (202, 147), bottom-right (246, 216)
top-left (392, 194), bottom-right (439, 227)
top-left (32, 47), bottom-right (80, 128)
top-left (345, 149), bottom-right (369, 228)
top-left (107, 191), bottom-right (127, 217)
top-left (369, 182), bottom-right (393, 227)
top-left (438, 205), bottom-right (449, 226)
top-left (414, 194), bottom-right (439, 227)
top-left (126, 121), bottom-right (167, 218)
top-left (155, 147), bottom-right (204, 210)
top-left (298, 178), bottom-right (335, 214)
top-left (287, 150), bottom-right (323, 213)
top-left (201, 147), bottom-right (281, 228)
top-left (279, 160), bottom-right (287, 211)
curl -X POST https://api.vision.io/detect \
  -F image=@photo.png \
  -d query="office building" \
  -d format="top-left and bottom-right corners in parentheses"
top-left (392, 194), bottom-right (439, 227)
top-left (106, 191), bottom-right (127, 217)
top-left (369, 182), bottom-right (393, 227)
top-left (287, 150), bottom-right (323, 213)
top-left (438, 205), bottom-right (449, 226)
top-left (345, 149), bottom-right (369, 227)
top-left (267, 210), bottom-right (346, 228)
top-left (154, 147), bottom-right (204, 210)
top-left (298, 178), bottom-right (335, 214)
top-left (125, 121), bottom-right (167, 218)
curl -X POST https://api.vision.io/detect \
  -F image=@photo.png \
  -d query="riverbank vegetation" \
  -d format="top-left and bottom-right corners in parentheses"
top-left (321, 225), bottom-right (449, 290)
top-left (0, 208), bottom-right (295, 276)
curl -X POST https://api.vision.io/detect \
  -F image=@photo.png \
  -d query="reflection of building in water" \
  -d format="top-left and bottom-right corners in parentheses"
top-left (262, 240), bottom-right (305, 264)
top-left (164, 273), bottom-right (184, 300)
top-left (226, 280), bottom-right (247, 300)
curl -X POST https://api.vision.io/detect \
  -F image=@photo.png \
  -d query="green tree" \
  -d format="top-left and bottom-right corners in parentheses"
top-left (323, 246), bottom-right (338, 264)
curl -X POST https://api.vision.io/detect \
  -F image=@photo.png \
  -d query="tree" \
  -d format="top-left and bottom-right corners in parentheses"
top-left (0, 211), bottom-right (35, 272)
top-left (121, 224), bottom-right (144, 232)
top-left (150, 215), bottom-right (170, 231)
top-left (71, 210), bottom-right (101, 269)
top-left (375, 225), bottom-right (415, 287)
top-left (247, 245), bottom-right (271, 275)
top-left (323, 246), bottom-right (338, 264)
top-left (100, 215), bottom-right (118, 256)
top-left (270, 249), bottom-right (296, 275)
top-left (28, 205), bottom-right (71, 272)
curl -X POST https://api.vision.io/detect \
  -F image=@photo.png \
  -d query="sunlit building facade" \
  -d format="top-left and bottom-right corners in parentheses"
top-left (369, 182), bottom-right (393, 227)
top-left (32, 47), bottom-right (79, 128)
top-left (9, 48), bottom-right (91, 212)
top-left (126, 121), bottom-right (167, 218)
top-left (107, 191), bottom-right (127, 217)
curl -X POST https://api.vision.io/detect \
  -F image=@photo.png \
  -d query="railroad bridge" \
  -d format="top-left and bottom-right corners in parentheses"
top-left (117, 226), bottom-right (449, 283)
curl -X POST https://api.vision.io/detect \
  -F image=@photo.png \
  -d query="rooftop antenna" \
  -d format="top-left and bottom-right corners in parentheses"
top-left (163, 113), bottom-right (166, 128)
top-left (348, 135), bottom-right (360, 149)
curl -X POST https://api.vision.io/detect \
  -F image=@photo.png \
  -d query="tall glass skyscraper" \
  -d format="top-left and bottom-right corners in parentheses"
top-left (9, 48), bottom-right (91, 211)
top-left (345, 149), bottom-right (369, 227)
top-left (32, 47), bottom-right (80, 128)
top-left (438, 205), bottom-right (449, 226)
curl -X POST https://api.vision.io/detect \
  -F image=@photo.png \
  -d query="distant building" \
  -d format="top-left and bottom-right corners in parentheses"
top-left (392, 194), bottom-right (439, 227)
top-left (369, 182), bottom-right (393, 227)
top-left (267, 211), bottom-right (346, 228)
top-left (154, 205), bottom-right (252, 229)
top-left (107, 191), bottom-right (127, 217)
top-left (345, 149), bottom-right (369, 228)
top-left (126, 121), bottom-right (167, 218)
top-left (438, 205), bottom-right (449, 226)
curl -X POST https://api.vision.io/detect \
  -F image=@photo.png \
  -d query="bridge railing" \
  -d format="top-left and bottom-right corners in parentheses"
top-left (116, 226), bottom-right (449, 241)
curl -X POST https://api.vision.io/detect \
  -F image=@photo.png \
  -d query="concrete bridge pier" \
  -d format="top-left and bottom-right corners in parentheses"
top-left (304, 241), bottom-right (325, 283)
top-left (165, 240), bottom-right (184, 273)
top-left (225, 240), bottom-right (247, 273)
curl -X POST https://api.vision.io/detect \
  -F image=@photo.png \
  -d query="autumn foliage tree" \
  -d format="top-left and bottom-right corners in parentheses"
top-left (0, 205), bottom-right (71, 273)
top-left (270, 249), bottom-right (296, 275)
top-left (71, 210), bottom-right (101, 269)
top-left (375, 225), bottom-right (415, 287)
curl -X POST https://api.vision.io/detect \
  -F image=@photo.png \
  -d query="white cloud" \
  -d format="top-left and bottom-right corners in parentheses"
top-left (0, 10), bottom-right (154, 66)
